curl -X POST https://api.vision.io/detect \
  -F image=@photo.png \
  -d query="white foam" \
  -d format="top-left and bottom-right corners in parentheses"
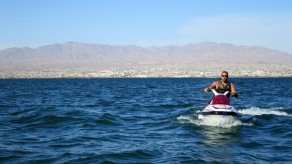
top-left (198, 115), bottom-right (243, 128)
top-left (238, 107), bottom-right (290, 116)
top-left (176, 114), bottom-right (251, 128)
top-left (176, 115), bottom-right (198, 124)
top-left (176, 107), bottom-right (290, 128)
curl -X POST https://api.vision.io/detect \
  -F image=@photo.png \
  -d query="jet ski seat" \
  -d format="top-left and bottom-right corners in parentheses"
top-left (211, 95), bottom-right (230, 105)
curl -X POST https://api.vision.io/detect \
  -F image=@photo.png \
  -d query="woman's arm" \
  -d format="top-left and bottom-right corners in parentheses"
top-left (204, 81), bottom-right (217, 92)
top-left (230, 82), bottom-right (238, 97)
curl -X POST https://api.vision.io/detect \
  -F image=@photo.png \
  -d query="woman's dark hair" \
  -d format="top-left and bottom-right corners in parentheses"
top-left (221, 71), bottom-right (229, 76)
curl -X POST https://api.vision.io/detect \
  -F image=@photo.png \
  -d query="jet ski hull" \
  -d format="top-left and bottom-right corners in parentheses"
top-left (199, 111), bottom-right (240, 116)
top-left (197, 89), bottom-right (241, 126)
top-left (197, 114), bottom-right (241, 126)
top-left (197, 105), bottom-right (241, 126)
top-left (197, 110), bottom-right (241, 119)
top-left (198, 104), bottom-right (241, 117)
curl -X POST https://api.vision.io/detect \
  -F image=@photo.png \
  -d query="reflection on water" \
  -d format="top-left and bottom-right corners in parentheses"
top-left (201, 126), bottom-right (239, 145)
top-left (198, 126), bottom-right (241, 163)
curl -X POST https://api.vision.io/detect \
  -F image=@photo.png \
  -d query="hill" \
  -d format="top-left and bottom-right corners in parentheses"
top-left (1, 42), bottom-right (292, 70)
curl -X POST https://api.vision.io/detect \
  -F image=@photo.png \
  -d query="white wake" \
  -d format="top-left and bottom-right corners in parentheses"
top-left (176, 107), bottom-right (290, 128)
top-left (176, 115), bottom-right (249, 128)
top-left (238, 107), bottom-right (291, 116)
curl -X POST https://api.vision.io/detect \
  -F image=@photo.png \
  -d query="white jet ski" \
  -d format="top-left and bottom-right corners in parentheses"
top-left (196, 89), bottom-right (241, 126)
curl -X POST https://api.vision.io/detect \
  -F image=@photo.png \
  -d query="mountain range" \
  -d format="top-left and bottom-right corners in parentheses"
top-left (1, 42), bottom-right (292, 70)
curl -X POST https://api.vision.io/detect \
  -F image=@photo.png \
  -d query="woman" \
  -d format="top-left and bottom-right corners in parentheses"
top-left (204, 71), bottom-right (238, 98)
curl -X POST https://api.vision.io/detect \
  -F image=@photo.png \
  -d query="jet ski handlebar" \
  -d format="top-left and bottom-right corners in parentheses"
top-left (211, 89), bottom-right (238, 98)
top-left (211, 89), bottom-right (228, 96)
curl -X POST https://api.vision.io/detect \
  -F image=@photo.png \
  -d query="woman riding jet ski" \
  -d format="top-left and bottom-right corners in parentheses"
top-left (197, 71), bottom-right (241, 125)
top-left (204, 71), bottom-right (238, 99)
top-left (197, 89), bottom-right (241, 119)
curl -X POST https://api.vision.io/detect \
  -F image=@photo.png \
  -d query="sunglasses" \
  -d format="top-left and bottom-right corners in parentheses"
top-left (221, 75), bottom-right (228, 77)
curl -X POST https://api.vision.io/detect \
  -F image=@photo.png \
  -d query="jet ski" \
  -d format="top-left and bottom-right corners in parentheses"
top-left (196, 89), bottom-right (241, 126)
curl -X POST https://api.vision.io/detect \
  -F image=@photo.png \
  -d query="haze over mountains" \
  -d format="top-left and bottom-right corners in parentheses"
top-left (1, 42), bottom-right (291, 70)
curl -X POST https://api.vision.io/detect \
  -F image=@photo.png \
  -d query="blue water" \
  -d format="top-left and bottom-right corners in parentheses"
top-left (0, 78), bottom-right (291, 163)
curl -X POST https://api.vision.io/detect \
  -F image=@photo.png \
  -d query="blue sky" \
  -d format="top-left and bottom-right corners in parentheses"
top-left (1, 0), bottom-right (292, 53)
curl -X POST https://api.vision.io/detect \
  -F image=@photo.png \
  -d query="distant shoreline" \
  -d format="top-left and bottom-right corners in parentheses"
top-left (1, 63), bottom-right (291, 79)
top-left (1, 77), bottom-right (292, 80)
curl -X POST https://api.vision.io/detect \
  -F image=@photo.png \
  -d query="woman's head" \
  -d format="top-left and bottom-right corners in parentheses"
top-left (221, 71), bottom-right (229, 82)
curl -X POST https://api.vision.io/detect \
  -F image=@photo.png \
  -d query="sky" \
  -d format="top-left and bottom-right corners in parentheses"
top-left (1, 0), bottom-right (292, 53)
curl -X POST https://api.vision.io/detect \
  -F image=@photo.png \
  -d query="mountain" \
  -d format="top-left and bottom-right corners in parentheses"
top-left (0, 42), bottom-right (291, 70)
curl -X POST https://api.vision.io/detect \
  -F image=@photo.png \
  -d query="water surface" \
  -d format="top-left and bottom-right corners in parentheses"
top-left (0, 78), bottom-right (291, 163)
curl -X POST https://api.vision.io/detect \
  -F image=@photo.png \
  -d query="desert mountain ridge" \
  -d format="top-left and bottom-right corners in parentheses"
top-left (1, 42), bottom-right (292, 70)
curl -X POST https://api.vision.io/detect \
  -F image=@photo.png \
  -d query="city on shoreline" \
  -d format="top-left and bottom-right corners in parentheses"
top-left (1, 64), bottom-right (292, 79)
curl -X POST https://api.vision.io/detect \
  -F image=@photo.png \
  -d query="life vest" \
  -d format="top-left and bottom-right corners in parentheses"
top-left (216, 80), bottom-right (231, 97)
